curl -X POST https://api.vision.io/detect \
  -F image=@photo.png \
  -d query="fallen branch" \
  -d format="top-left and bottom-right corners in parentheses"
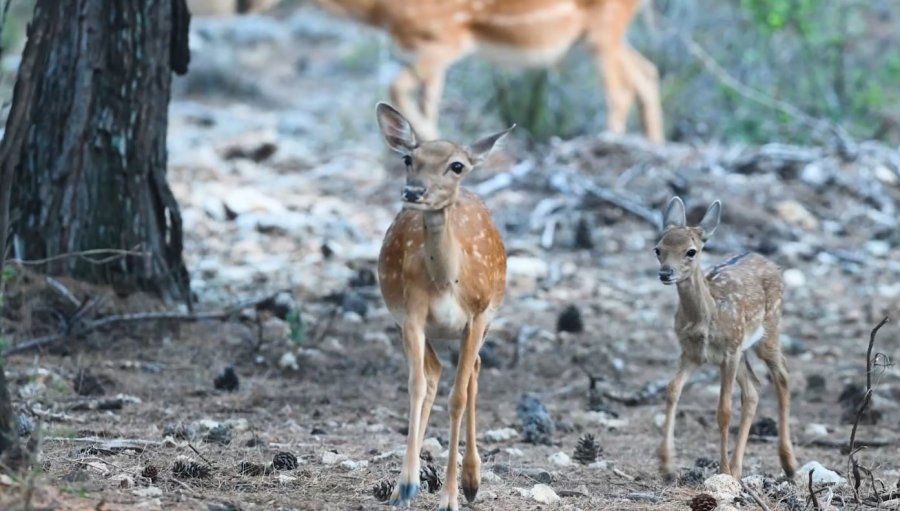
top-left (2, 290), bottom-right (289, 356)
top-left (580, 182), bottom-right (661, 229)
top-left (741, 480), bottom-right (772, 511)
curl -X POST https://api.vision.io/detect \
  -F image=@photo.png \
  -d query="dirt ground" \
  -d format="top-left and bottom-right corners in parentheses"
top-left (3, 5), bottom-right (900, 511)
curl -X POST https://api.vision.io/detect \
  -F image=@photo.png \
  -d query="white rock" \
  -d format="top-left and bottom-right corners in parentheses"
top-left (798, 461), bottom-right (846, 486)
top-left (223, 188), bottom-right (286, 217)
top-left (865, 240), bottom-right (891, 257)
top-left (504, 447), bottom-right (524, 457)
top-left (321, 337), bottom-right (346, 354)
top-left (132, 486), bottom-right (163, 498)
top-left (276, 474), bottom-right (297, 484)
top-left (804, 423), bottom-right (829, 437)
top-left (653, 413), bottom-right (666, 430)
top-left (339, 460), bottom-right (368, 471)
top-left (783, 268), bottom-right (806, 289)
top-left (548, 451), bottom-right (572, 467)
top-left (422, 437), bottom-right (443, 453)
top-left (483, 427), bottom-right (518, 443)
top-left (589, 460), bottom-right (609, 470)
top-left (530, 483), bottom-right (560, 504)
top-left (875, 165), bottom-right (898, 184)
top-left (321, 451), bottom-right (348, 465)
top-left (278, 351), bottom-right (298, 371)
top-left (507, 256), bottom-right (548, 279)
top-left (574, 410), bottom-right (629, 429)
top-left (482, 470), bottom-right (502, 483)
top-left (702, 473), bottom-right (741, 502)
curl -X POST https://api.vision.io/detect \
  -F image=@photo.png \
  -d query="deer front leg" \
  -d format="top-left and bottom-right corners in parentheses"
top-left (389, 320), bottom-right (427, 507)
top-left (717, 353), bottom-right (741, 476)
top-left (417, 343), bottom-right (443, 449)
top-left (461, 355), bottom-right (482, 503)
top-left (729, 357), bottom-right (760, 479)
top-left (439, 318), bottom-right (487, 511)
top-left (660, 355), bottom-right (696, 480)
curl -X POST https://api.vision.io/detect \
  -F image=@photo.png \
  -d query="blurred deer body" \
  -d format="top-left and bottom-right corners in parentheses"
top-left (655, 197), bottom-right (797, 481)
top-left (375, 103), bottom-right (510, 510)
top-left (318, 0), bottom-right (663, 142)
top-left (186, 0), bottom-right (281, 16)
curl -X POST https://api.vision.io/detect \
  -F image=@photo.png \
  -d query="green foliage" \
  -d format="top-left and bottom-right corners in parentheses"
top-left (741, 0), bottom-right (817, 33)
top-left (287, 310), bottom-right (305, 344)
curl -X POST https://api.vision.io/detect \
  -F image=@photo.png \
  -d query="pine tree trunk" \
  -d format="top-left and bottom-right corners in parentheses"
top-left (8, 0), bottom-right (191, 302)
top-left (0, 0), bottom-right (191, 457)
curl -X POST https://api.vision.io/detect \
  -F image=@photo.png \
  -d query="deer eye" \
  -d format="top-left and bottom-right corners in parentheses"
top-left (449, 162), bottom-right (465, 174)
top-left (653, 247), bottom-right (661, 257)
top-left (402, 155), bottom-right (412, 167)
top-left (686, 248), bottom-right (697, 258)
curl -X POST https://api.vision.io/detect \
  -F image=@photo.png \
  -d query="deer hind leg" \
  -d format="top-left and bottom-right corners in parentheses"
top-left (439, 317), bottom-right (487, 511)
top-left (389, 47), bottom-right (458, 141)
top-left (587, 0), bottom-right (638, 137)
top-left (389, 320), bottom-right (427, 507)
top-left (717, 353), bottom-right (741, 476)
top-left (417, 343), bottom-right (443, 451)
top-left (659, 356), bottom-right (696, 480)
top-left (461, 354), bottom-right (482, 503)
top-left (622, 45), bottom-right (664, 143)
top-left (729, 357), bottom-right (760, 480)
top-left (756, 333), bottom-right (798, 477)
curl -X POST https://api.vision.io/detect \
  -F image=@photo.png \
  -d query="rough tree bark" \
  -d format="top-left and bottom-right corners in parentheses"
top-left (0, 0), bottom-right (191, 458)
top-left (7, 0), bottom-right (192, 301)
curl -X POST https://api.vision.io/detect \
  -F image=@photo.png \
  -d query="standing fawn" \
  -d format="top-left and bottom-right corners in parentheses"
top-left (317, 0), bottom-right (663, 143)
top-left (375, 103), bottom-right (511, 509)
top-left (655, 197), bottom-right (798, 481)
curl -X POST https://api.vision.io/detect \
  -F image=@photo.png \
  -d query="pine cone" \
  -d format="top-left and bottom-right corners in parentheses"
top-left (419, 463), bottom-right (443, 493)
top-left (689, 493), bottom-right (718, 511)
top-left (573, 433), bottom-right (600, 465)
top-left (141, 464), bottom-right (159, 482)
top-left (372, 479), bottom-right (395, 502)
top-left (172, 460), bottom-right (211, 479)
top-left (272, 451), bottom-right (298, 470)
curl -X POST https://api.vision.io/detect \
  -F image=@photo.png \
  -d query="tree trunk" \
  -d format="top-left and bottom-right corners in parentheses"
top-left (8, 0), bottom-right (191, 302)
top-left (0, 0), bottom-right (191, 458)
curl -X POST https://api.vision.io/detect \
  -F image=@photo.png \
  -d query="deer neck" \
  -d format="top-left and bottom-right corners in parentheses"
top-left (422, 207), bottom-right (460, 289)
top-left (676, 265), bottom-right (716, 325)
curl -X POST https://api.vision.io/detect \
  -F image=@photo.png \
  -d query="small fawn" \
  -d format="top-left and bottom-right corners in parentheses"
top-left (317, 0), bottom-right (663, 143)
top-left (375, 103), bottom-right (511, 509)
top-left (655, 197), bottom-right (798, 481)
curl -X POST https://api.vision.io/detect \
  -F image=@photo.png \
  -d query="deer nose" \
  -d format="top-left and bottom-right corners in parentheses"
top-left (402, 186), bottom-right (425, 203)
top-left (658, 268), bottom-right (674, 282)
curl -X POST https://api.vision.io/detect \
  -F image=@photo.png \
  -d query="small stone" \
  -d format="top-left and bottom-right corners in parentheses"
top-left (749, 417), bottom-right (778, 437)
top-left (483, 428), bottom-right (518, 443)
top-left (504, 447), bottom-right (524, 457)
top-left (339, 459), bottom-right (368, 471)
top-left (15, 415), bottom-right (33, 437)
top-left (775, 200), bottom-right (818, 231)
top-left (548, 451), bottom-right (572, 467)
top-left (804, 423), bottom-right (829, 437)
top-left (203, 424), bottom-right (232, 445)
top-left (422, 437), bottom-right (442, 453)
top-left (702, 473), bottom-right (741, 503)
top-left (517, 393), bottom-right (555, 445)
top-left (506, 256), bottom-right (548, 279)
top-left (112, 474), bottom-right (135, 488)
top-left (530, 483), bottom-right (560, 504)
top-left (798, 461), bottom-right (846, 486)
top-left (278, 352), bottom-right (299, 371)
top-left (783, 268), bottom-right (806, 289)
top-left (321, 451), bottom-right (348, 465)
top-left (132, 486), bottom-right (163, 498)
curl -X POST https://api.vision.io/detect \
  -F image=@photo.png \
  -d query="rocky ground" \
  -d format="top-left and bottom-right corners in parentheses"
top-left (3, 5), bottom-right (900, 511)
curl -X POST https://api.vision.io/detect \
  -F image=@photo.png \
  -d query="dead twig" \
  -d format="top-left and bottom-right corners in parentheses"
top-left (809, 468), bottom-right (821, 510)
top-left (8, 247), bottom-right (148, 267)
top-left (847, 316), bottom-right (890, 504)
top-left (188, 443), bottom-right (215, 469)
top-left (740, 480), bottom-right (771, 511)
top-left (2, 290), bottom-right (289, 356)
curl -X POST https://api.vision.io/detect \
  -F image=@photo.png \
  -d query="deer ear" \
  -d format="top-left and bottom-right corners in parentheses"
top-left (662, 196), bottom-right (686, 230)
top-left (376, 102), bottom-right (417, 153)
top-left (468, 124), bottom-right (515, 165)
top-left (698, 200), bottom-right (721, 241)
